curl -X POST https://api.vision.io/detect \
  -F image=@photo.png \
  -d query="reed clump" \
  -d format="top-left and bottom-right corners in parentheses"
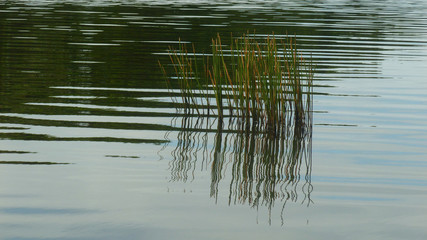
top-left (160, 33), bottom-right (313, 136)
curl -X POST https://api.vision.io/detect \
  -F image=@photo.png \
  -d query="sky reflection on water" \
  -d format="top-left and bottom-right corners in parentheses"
top-left (1, 0), bottom-right (427, 239)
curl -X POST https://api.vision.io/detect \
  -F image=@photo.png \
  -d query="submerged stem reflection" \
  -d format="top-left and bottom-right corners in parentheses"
top-left (169, 106), bottom-right (312, 224)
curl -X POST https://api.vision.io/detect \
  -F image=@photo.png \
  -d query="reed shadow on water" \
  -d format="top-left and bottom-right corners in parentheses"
top-left (161, 33), bottom-right (314, 224)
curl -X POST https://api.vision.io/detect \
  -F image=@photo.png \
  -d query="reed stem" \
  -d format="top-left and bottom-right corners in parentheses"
top-left (160, 33), bottom-right (313, 136)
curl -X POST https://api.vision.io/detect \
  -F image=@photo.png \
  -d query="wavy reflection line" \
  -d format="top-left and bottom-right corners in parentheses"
top-left (169, 107), bottom-right (312, 224)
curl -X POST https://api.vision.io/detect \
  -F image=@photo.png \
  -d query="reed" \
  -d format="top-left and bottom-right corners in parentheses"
top-left (160, 33), bottom-right (313, 136)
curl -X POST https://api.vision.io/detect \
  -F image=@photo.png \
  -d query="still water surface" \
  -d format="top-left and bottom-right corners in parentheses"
top-left (1, 0), bottom-right (427, 239)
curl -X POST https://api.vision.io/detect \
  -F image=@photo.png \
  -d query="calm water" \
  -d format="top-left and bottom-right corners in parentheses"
top-left (1, 0), bottom-right (427, 239)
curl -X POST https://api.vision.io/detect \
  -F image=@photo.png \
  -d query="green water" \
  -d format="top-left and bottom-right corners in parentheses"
top-left (1, 1), bottom-right (427, 239)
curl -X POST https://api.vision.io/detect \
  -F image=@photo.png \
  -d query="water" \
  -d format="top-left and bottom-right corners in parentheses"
top-left (1, 0), bottom-right (427, 239)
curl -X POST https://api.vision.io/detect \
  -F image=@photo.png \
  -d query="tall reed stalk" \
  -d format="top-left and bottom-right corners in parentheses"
top-left (160, 33), bottom-right (313, 136)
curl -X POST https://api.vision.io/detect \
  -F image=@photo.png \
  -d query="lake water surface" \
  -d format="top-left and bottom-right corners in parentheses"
top-left (1, 1), bottom-right (427, 239)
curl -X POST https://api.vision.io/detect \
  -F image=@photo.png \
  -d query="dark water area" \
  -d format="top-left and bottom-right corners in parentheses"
top-left (1, 1), bottom-right (427, 239)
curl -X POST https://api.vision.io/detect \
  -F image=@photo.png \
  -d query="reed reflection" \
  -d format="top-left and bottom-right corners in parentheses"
top-left (169, 108), bottom-right (312, 224)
